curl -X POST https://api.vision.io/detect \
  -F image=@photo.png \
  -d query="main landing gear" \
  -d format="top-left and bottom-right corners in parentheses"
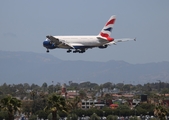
top-left (67, 49), bottom-right (72, 53)
top-left (73, 49), bottom-right (85, 53)
top-left (46, 49), bottom-right (49, 53)
top-left (45, 49), bottom-right (85, 53)
top-left (67, 49), bottom-right (85, 53)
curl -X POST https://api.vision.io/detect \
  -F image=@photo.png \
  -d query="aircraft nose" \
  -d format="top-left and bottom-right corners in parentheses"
top-left (43, 41), bottom-right (49, 47)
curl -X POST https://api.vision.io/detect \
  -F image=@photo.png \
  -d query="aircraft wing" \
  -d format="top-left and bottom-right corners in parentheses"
top-left (46, 35), bottom-right (74, 49)
top-left (107, 38), bottom-right (136, 45)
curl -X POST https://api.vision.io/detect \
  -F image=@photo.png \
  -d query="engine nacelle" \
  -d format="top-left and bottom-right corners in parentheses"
top-left (98, 45), bottom-right (108, 49)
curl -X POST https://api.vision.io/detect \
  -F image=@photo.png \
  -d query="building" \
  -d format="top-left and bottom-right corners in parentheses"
top-left (81, 99), bottom-right (105, 109)
top-left (61, 84), bottom-right (67, 97)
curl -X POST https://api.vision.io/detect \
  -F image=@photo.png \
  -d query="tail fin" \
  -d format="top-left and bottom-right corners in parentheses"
top-left (99, 15), bottom-right (116, 38)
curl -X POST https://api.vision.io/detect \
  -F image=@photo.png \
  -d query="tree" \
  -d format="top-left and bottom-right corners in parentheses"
top-left (115, 104), bottom-right (131, 116)
top-left (107, 115), bottom-right (118, 120)
top-left (31, 98), bottom-right (47, 115)
top-left (104, 93), bottom-right (112, 100)
top-left (102, 82), bottom-right (113, 89)
top-left (30, 90), bottom-right (36, 100)
top-left (0, 111), bottom-right (8, 120)
top-left (90, 113), bottom-right (100, 120)
top-left (74, 109), bottom-right (86, 117)
top-left (23, 83), bottom-right (30, 90)
top-left (116, 83), bottom-right (124, 90)
top-left (36, 110), bottom-right (49, 119)
top-left (67, 96), bottom-right (81, 111)
top-left (79, 90), bottom-right (87, 99)
top-left (129, 116), bottom-right (139, 120)
top-left (123, 84), bottom-right (131, 91)
top-left (45, 94), bottom-right (67, 120)
top-left (22, 100), bottom-right (33, 118)
top-left (30, 84), bottom-right (40, 92)
top-left (154, 105), bottom-right (168, 120)
top-left (136, 103), bottom-right (155, 115)
top-left (0, 95), bottom-right (21, 120)
top-left (161, 88), bottom-right (169, 98)
top-left (67, 113), bottom-right (78, 120)
top-left (29, 114), bottom-right (37, 120)
top-left (42, 82), bottom-right (48, 92)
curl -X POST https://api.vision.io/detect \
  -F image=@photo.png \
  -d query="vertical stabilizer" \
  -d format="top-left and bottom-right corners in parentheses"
top-left (99, 15), bottom-right (116, 38)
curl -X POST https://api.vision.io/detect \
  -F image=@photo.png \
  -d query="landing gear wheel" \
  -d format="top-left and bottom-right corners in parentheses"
top-left (67, 49), bottom-right (72, 53)
top-left (46, 49), bottom-right (49, 53)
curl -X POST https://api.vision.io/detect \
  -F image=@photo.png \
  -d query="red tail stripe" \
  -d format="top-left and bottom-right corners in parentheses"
top-left (100, 32), bottom-right (109, 38)
top-left (100, 33), bottom-right (114, 42)
top-left (106, 19), bottom-right (116, 26)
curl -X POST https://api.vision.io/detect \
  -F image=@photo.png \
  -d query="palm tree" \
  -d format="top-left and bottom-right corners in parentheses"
top-left (65, 96), bottom-right (81, 119)
top-left (0, 95), bottom-right (21, 120)
top-left (30, 90), bottom-right (36, 100)
top-left (45, 94), bottom-right (67, 120)
top-left (67, 96), bottom-right (81, 110)
top-left (154, 105), bottom-right (168, 120)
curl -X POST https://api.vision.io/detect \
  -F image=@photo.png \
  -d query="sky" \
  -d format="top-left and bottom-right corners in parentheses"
top-left (0, 1), bottom-right (169, 64)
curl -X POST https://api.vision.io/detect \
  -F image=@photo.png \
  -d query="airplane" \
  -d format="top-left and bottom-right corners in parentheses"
top-left (43, 15), bottom-right (136, 53)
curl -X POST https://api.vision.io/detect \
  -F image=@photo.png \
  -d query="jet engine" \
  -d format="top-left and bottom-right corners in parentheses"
top-left (98, 45), bottom-right (108, 49)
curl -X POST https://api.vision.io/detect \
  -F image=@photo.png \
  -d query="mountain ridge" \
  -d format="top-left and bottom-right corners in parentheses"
top-left (0, 50), bottom-right (168, 85)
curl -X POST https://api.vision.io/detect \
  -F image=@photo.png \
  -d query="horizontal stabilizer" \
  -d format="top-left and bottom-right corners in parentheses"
top-left (107, 38), bottom-right (136, 45)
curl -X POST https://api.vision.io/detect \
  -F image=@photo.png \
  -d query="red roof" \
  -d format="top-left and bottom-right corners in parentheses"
top-left (110, 104), bottom-right (118, 107)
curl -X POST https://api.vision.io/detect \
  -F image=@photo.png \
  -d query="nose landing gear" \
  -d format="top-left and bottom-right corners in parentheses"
top-left (67, 49), bottom-right (72, 53)
top-left (46, 49), bottom-right (49, 53)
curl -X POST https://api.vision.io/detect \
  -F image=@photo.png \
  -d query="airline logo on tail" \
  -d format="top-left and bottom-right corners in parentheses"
top-left (99, 16), bottom-right (116, 41)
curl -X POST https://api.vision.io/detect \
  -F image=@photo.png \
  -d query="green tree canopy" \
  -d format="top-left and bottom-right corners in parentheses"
top-left (0, 95), bottom-right (21, 120)
top-left (45, 94), bottom-right (67, 120)
top-left (154, 105), bottom-right (168, 120)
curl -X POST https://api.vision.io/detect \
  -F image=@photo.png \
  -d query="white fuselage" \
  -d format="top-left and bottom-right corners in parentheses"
top-left (53, 35), bottom-right (108, 48)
